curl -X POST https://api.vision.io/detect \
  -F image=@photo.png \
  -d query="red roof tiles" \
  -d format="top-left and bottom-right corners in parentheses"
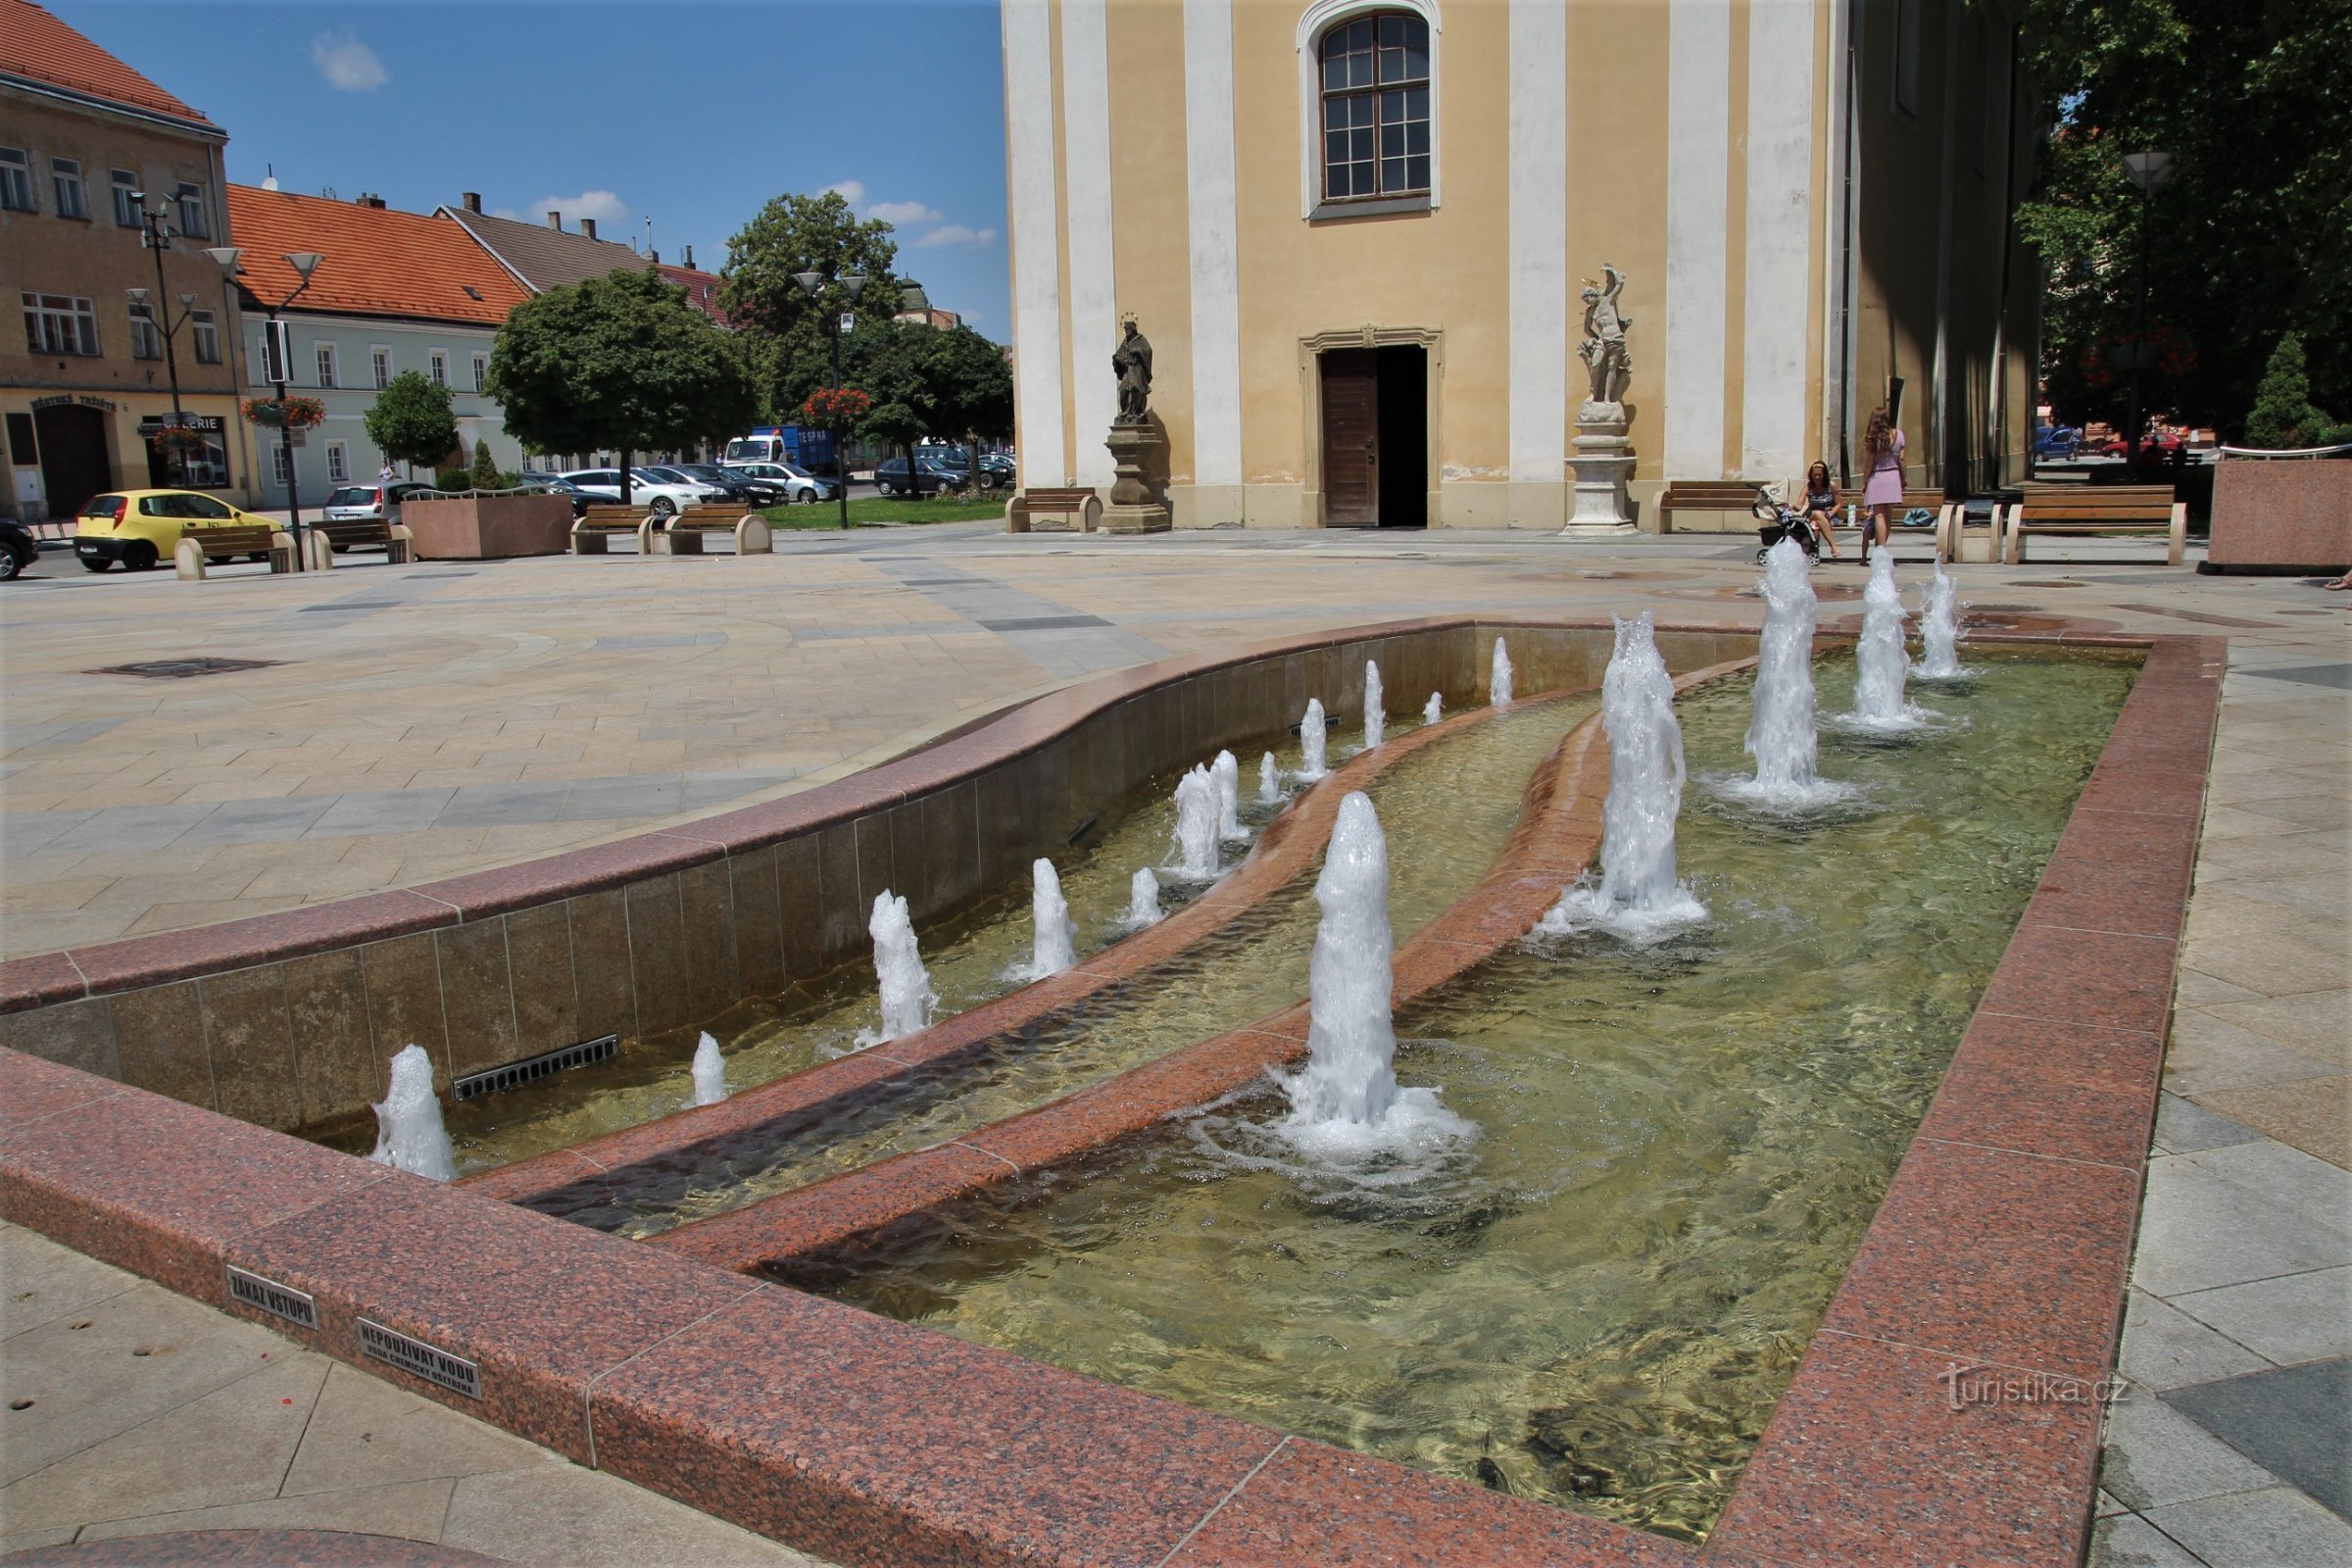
top-left (226, 186), bottom-right (532, 326)
top-left (0, 0), bottom-right (218, 128)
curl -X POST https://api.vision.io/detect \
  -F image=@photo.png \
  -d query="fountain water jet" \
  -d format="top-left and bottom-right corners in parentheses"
top-left (1362, 662), bottom-right (1385, 750)
top-left (1298, 699), bottom-right (1329, 781)
top-left (1423, 691), bottom-right (1443, 726)
top-left (1258, 751), bottom-right (1281, 806)
top-left (1125, 866), bottom-right (1163, 927)
top-left (855, 891), bottom-right (937, 1048)
top-left (1491, 638), bottom-right (1514, 707)
top-left (1837, 552), bottom-right (1933, 732)
top-left (1169, 765), bottom-right (1222, 880)
top-left (368, 1044), bottom-right (457, 1181)
top-left (1541, 612), bottom-right (1708, 940)
top-left (690, 1031), bottom-right (729, 1106)
top-left (1275, 793), bottom-right (1472, 1154)
top-left (1714, 539), bottom-right (1854, 810)
top-left (1211, 750), bottom-right (1247, 841)
top-left (1023, 858), bottom-right (1077, 978)
top-left (1916, 564), bottom-right (1971, 680)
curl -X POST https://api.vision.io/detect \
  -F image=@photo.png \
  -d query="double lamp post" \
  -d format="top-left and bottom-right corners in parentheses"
top-left (793, 268), bottom-right (865, 532)
top-left (127, 196), bottom-right (324, 567)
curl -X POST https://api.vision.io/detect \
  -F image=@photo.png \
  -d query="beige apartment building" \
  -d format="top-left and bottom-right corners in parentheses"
top-left (1001, 0), bottom-right (2039, 529)
top-left (2, 0), bottom-right (246, 521)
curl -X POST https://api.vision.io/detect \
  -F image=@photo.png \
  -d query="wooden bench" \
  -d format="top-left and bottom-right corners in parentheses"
top-left (310, 517), bottom-right (414, 564)
top-left (1006, 487), bottom-right (1101, 534)
top-left (570, 504), bottom-right (658, 555)
top-left (172, 524), bottom-right (293, 580)
top-left (654, 502), bottom-right (770, 556)
top-left (2003, 484), bottom-right (2184, 564)
top-left (1657, 481), bottom-right (1761, 534)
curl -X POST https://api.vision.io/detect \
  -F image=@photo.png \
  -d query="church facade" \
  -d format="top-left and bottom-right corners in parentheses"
top-left (999, 0), bottom-right (2041, 529)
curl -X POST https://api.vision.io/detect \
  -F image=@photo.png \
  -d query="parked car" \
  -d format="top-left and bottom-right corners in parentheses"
top-left (2096, 431), bottom-right (2184, 460)
top-left (2033, 424), bottom-right (2081, 460)
top-left (320, 481), bottom-right (435, 533)
top-left (723, 461), bottom-right (838, 505)
top-left (872, 457), bottom-right (958, 498)
top-left (512, 472), bottom-right (592, 518)
top-left (917, 447), bottom-right (1013, 490)
top-left (0, 519), bottom-right (38, 581)
top-left (654, 464), bottom-right (777, 507)
top-left (558, 468), bottom-right (729, 517)
top-left (72, 490), bottom-right (279, 571)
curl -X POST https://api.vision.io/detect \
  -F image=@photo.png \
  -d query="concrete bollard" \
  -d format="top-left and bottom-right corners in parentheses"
top-left (173, 537), bottom-right (207, 580)
top-left (735, 515), bottom-right (772, 555)
top-left (302, 529), bottom-right (335, 571)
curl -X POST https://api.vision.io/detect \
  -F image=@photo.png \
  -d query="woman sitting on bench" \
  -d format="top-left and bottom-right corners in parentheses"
top-left (1802, 461), bottom-right (1843, 562)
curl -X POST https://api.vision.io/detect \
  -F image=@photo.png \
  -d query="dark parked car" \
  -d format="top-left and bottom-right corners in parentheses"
top-left (667, 463), bottom-right (782, 506)
top-left (0, 519), bottom-right (38, 580)
top-left (917, 450), bottom-right (1012, 491)
top-left (513, 472), bottom-right (592, 518)
top-left (872, 457), bottom-right (956, 498)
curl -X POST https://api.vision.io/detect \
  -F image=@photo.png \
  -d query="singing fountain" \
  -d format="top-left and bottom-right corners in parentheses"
top-left (1169, 764), bottom-right (1222, 880)
top-left (1917, 563), bottom-right (1970, 680)
top-left (1491, 637), bottom-right (1514, 706)
top-left (1125, 866), bottom-right (1163, 928)
top-left (1298, 698), bottom-right (1329, 780)
top-left (1716, 538), bottom-right (1851, 809)
top-left (1258, 751), bottom-right (1281, 806)
top-left (1211, 750), bottom-right (1246, 842)
top-left (1541, 612), bottom-right (1707, 938)
top-left (368, 1043), bottom-right (457, 1182)
top-left (1839, 552), bottom-right (1931, 732)
top-left (1423, 691), bottom-right (1443, 726)
top-left (689, 1032), bottom-right (730, 1106)
top-left (1363, 662), bottom-right (1385, 751)
top-left (856, 892), bottom-right (937, 1048)
top-left (1021, 858), bottom-right (1077, 979)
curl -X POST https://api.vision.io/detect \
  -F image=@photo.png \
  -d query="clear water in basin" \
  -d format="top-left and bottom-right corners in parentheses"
top-left (786, 647), bottom-right (2136, 1544)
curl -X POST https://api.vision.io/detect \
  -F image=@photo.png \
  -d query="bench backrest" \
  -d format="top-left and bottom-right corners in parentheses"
top-left (313, 518), bottom-right (390, 542)
top-left (1661, 481), bottom-right (1757, 503)
top-left (196, 525), bottom-right (279, 557)
top-left (576, 504), bottom-right (649, 529)
top-left (2017, 495), bottom-right (2177, 522)
top-left (666, 503), bottom-right (749, 529)
top-left (1022, 488), bottom-right (1097, 509)
top-left (2020, 483), bottom-right (2175, 505)
top-left (1836, 487), bottom-right (1947, 510)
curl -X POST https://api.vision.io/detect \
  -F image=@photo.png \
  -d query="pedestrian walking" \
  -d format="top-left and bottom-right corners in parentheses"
top-left (1861, 408), bottom-right (1905, 563)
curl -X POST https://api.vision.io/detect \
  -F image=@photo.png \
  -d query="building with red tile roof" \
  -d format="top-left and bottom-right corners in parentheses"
top-left (2, 0), bottom-right (244, 518)
top-left (221, 188), bottom-right (536, 505)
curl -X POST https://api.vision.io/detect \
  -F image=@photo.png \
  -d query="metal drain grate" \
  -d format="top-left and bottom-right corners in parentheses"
top-left (226, 1265), bottom-right (317, 1329)
top-left (452, 1033), bottom-right (619, 1102)
top-left (360, 1318), bottom-right (480, 1398)
top-left (89, 657), bottom-right (284, 679)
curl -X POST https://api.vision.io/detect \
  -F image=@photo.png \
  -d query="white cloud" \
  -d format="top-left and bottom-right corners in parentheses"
top-left (866, 199), bottom-right (945, 226)
top-left (529, 190), bottom-right (631, 226)
top-left (912, 224), bottom-right (999, 250)
top-left (309, 30), bottom-right (387, 92)
top-left (821, 180), bottom-right (867, 208)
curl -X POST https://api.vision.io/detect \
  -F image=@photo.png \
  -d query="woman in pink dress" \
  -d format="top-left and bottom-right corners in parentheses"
top-left (1861, 407), bottom-right (1905, 564)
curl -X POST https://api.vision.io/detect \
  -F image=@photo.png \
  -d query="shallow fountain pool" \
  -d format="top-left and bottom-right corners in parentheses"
top-left (780, 646), bottom-right (2137, 1544)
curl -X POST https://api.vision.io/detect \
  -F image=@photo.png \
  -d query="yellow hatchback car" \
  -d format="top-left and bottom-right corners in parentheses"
top-left (73, 490), bottom-right (275, 572)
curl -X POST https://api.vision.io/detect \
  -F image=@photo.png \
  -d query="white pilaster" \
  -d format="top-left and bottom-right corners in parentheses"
top-left (1741, 0), bottom-right (1816, 480)
top-left (1004, 0), bottom-right (1067, 486)
top-left (1061, 0), bottom-right (1118, 490)
top-left (1664, 0), bottom-right (1731, 480)
top-left (1508, 0), bottom-right (1569, 487)
top-left (1183, 0), bottom-right (1243, 497)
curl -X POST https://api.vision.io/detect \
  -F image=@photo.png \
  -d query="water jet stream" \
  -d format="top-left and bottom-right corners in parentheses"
top-left (368, 1044), bottom-right (457, 1182)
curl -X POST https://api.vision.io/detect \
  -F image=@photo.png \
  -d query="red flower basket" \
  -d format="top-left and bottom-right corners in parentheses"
top-left (800, 387), bottom-right (871, 427)
top-left (243, 395), bottom-right (326, 430)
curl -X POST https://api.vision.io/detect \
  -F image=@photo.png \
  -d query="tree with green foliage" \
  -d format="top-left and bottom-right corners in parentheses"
top-left (2018, 0), bottom-right (2348, 437)
top-left (719, 191), bottom-right (904, 417)
top-left (488, 267), bottom-right (757, 504)
top-left (848, 318), bottom-right (939, 490)
top-left (363, 370), bottom-right (459, 477)
top-left (468, 439), bottom-right (500, 490)
top-left (925, 324), bottom-right (1013, 492)
top-left (2243, 334), bottom-right (2346, 451)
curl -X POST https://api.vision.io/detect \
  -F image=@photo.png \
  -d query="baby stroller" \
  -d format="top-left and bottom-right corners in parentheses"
top-left (1751, 485), bottom-right (1823, 564)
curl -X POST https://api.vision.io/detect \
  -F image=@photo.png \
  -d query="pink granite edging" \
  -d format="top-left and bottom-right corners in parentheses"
top-left (0, 626), bottom-right (2214, 1568)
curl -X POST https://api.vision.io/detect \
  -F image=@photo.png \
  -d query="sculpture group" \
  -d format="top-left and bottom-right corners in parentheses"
top-left (1567, 262), bottom-right (1639, 536)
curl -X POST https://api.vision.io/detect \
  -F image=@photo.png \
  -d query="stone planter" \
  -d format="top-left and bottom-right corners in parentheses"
top-left (402, 493), bottom-right (573, 560)
top-left (2204, 458), bottom-right (2352, 572)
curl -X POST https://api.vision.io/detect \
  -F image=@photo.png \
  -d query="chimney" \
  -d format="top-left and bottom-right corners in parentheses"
top-left (683, 244), bottom-right (695, 269)
top-left (581, 218), bottom-right (597, 240)
top-left (462, 191), bottom-right (481, 213)
top-left (358, 193), bottom-right (386, 209)
top-left (547, 211), bottom-right (563, 230)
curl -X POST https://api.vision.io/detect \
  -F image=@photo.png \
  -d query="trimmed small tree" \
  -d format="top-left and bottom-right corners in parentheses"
top-left (468, 439), bottom-right (500, 489)
top-left (2244, 333), bottom-right (2345, 450)
top-left (488, 267), bottom-right (757, 506)
top-left (364, 371), bottom-right (460, 479)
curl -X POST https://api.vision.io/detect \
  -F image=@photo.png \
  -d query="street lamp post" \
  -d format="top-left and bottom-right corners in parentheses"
top-left (201, 248), bottom-right (253, 507)
top-left (128, 195), bottom-right (193, 484)
top-left (238, 251), bottom-right (324, 567)
top-left (793, 268), bottom-right (866, 531)
top-left (2120, 150), bottom-right (2174, 475)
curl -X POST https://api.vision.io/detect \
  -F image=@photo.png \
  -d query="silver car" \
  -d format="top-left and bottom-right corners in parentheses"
top-left (320, 481), bottom-right (434, 527)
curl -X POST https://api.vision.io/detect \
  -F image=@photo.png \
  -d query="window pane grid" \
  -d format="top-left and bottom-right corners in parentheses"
top-left (0, 149), bottom-right (34, 212)
top-left (1318, 12), bottom-right (1431, 202)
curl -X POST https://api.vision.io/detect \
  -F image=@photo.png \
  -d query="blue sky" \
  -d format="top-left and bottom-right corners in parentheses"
top-left (54, 1), bottom-right (1013, 337)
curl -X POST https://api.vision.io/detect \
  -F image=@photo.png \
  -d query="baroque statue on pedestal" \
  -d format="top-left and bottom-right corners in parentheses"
top-left (1579, 264), bottom-right (1633, 412)
top-left (1113, 318), bottom-right (1153, 425)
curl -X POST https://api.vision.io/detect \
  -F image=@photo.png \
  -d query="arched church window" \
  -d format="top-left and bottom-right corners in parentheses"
top-left (1319, 11), bottom-right (1432, 202)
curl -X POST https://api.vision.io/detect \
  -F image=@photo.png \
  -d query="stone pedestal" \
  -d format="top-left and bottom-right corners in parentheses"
top-left (1563, 403), bottom-right (1637, 537)
top-left (1102, 422), bottom-right (1170, 535)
